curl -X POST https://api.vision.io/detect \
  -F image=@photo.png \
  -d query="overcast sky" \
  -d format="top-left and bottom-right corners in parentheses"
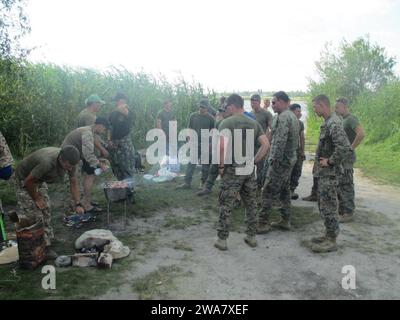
top-left (24, 0), bottom-right (400, 92)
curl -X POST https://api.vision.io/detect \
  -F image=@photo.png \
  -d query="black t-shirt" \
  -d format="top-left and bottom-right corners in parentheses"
top-left (109, 110), bottom-right (133, 140)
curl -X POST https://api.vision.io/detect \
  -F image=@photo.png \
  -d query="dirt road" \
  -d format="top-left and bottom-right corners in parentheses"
top-left (99, 159), bottom-right (400, 300)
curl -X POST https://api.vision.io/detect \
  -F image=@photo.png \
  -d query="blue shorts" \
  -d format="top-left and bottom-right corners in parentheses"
top-left (0, 165), bottom-right (12, 180)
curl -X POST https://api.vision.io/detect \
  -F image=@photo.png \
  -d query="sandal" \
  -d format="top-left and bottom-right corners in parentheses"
top-left (85, 206), bottom-right (103, 213)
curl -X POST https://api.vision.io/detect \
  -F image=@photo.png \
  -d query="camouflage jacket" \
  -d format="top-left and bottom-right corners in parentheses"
top-left (315, 113), bottom-right (351, 177)
top-left (0, 131), bottom-right (13, 168)
top-left (268, 109), bottom-right (299, 168)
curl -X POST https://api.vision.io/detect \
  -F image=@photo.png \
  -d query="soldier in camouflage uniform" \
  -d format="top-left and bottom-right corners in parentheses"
top-left (335, 98), bottom-right (365, 223)
top-left (108, 93), bottom-right (136, 180)
top-left (289, 104), bottom-right (306, 200)
top-left (257, 91), bottom-right (299, 233)
top-left (77, 94), bottom-right (109, 159)
top-left (13, 146), bottom-right (82, 257)
top-left (62, 118), bottom-right (109, 212)
top-left (310, 95), bottom-right (352, 253)
top-left (214, 94), bottom-right (269, 251)
top-left (0, 131), bottom-right (14, 180)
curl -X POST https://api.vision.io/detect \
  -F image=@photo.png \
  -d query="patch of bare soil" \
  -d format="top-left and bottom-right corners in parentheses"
top-left (99, 160), bottom-right (400, 300)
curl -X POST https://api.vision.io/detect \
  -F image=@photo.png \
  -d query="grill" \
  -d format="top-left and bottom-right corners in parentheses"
top-left (103, 181), bottom-right (135, 227)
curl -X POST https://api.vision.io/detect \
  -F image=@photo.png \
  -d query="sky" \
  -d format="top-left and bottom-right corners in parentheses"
top-left (23, 0), bottom-right (400, 92)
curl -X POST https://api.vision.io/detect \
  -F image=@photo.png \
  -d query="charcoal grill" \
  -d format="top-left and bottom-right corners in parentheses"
top-left (103, 181), bottom-right (135, 227)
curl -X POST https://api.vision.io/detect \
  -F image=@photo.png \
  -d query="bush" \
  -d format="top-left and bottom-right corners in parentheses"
top-left (0, 59), bottom-right (217, 156)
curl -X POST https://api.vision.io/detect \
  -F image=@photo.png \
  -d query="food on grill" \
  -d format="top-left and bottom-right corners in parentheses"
top-left (102, 181), bottom-right (129, 189)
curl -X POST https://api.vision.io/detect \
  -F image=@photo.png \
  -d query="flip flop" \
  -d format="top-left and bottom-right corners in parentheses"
top-left (86, 206), bottom-right (103, 213)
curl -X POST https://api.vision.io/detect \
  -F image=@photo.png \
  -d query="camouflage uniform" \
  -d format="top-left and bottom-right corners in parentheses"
top-left (337, 113), bottom-right (360, 215)
top-left (259, 109), bottom-right (299, 223)
top-left (290, 120), bottom-right (305, 192)
top-left (337, 153), bottom-right (355, 215)
top-left (218, 166), bottom-right (258, 239)
top-left (109, 135), bottom-right (135, 180)
top-left (251, 109), bottom-right (273, 189)
top-left (108, 109), bottom-right (135, 180)
top-left (14, 147), bottom-right (73, 246)
top-left (62, 126), bottom-right (100, 170)
top-left (13, 178), bottom-right (53, 245)
top-left (315, 113), bottom-right (351, 238)
top-left (0, 131), bottom-right (14, 178)
top-left (217, 114), bottom-right (264, 240)
top-left (77, 109), bottom-right (96, 127)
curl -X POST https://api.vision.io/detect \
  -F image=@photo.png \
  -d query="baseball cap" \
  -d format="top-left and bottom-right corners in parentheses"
top-left (85, 94), bottom-right (105, 106)
top-left (198, 98), bottom-right (210, 108)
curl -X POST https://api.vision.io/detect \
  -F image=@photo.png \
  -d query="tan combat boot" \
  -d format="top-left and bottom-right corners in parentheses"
top-left (214, 238), bottom-right (227, 251)
top-left (302, 193), bottom-right (318, 202)
top-left (339, 213), bottom-right (354, 223)
top-left (244, 235), bottom-right (257, 248)
top-left (256, 221), bottom-right (271, 234)
top-left (311, 236), bottom-right (338, 253)
top-left (311, 234), bottom-right (328, 244)
top-left (271, 218), bottom-right (291, 231)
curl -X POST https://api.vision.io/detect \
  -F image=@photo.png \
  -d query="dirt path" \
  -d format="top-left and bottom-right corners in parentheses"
top-left (99, 159), bottom-right (400, 300)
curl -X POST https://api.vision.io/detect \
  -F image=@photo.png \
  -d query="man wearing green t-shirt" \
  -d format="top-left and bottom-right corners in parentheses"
top-left (215, 94), bottom-right (269, 250)
top-left (335, 97), bottom-right (365, 223)
top-left (176, 99), bottom-right (215, 189)
top-left (156, 100), bottom-right (176, 155)
top-left (13, 146), bottom-right (82, 258)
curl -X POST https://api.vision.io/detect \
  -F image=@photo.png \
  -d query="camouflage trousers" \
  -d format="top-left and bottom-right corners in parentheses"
top-left (290, 156), bottom-right (304, 191)
top-left (255, 157), bottom-right (266, 190)
top-left (259, 163), bottom-right (293, 223)
top-left (109, 135), bottom-right (135, 181)
top-left (204, 164), bottom-right (219, 191)
top-left (13, 178), bottom-right (53, 246)
top-left (337, 167), bottom-right (355, 215)
top-left (318, 175), bottom-right (340, 238)
top-left (184, 147), bottom-right (211, 186)
top-left (217, 167), bottom-right (258, 239)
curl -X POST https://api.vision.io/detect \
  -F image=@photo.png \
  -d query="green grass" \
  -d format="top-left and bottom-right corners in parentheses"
top-left (0, 168), bottom-right (333, 299)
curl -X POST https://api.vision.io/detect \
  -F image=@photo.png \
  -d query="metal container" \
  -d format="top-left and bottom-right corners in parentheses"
top-left (103, 181), bottom-right (134, 203)
top-left (103, 187), bottom-right (131, 202)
